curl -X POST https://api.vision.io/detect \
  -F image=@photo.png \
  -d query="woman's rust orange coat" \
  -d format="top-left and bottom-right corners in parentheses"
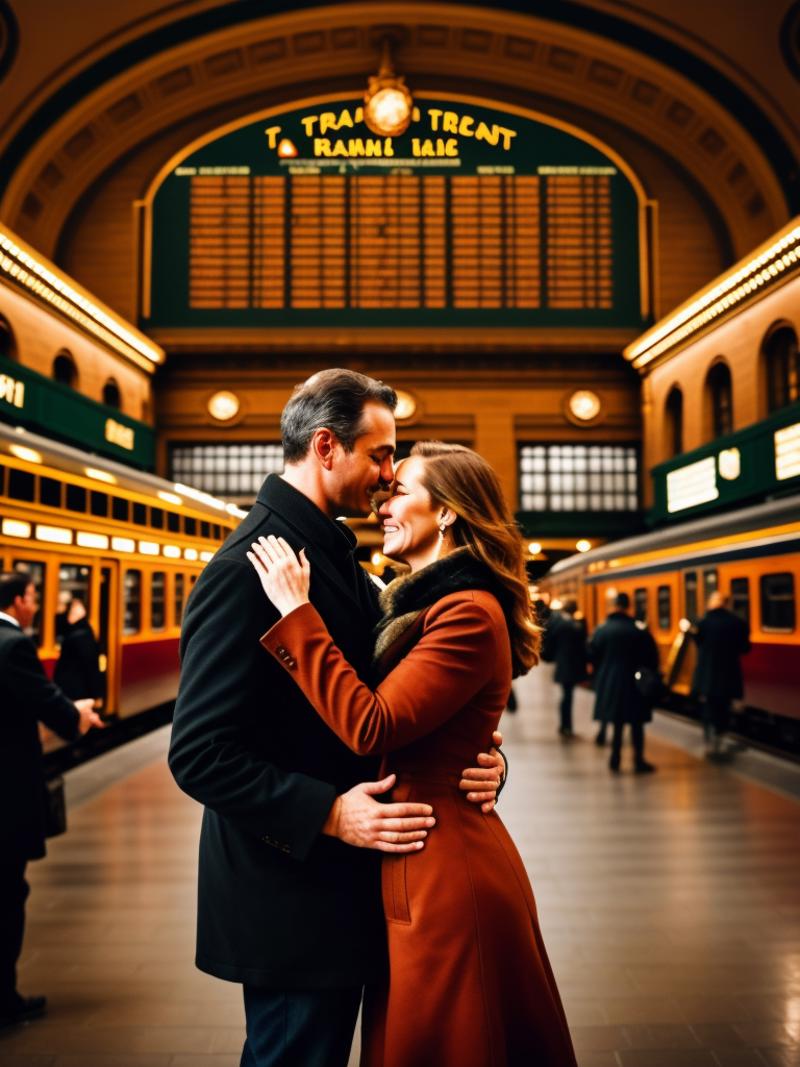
top-left (263, 588), bottom-right (577, 1067)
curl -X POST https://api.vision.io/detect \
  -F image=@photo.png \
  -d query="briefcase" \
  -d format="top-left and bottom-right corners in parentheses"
top-left (44, 775), bottom-right (67, 838)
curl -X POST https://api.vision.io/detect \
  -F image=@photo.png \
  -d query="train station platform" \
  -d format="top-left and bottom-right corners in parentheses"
top-left (1, 668), bottom-right (799, 1067)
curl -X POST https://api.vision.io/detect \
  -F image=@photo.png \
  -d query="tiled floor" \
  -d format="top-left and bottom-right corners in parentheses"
top-left (1, 666), bottom-right (799, 1067)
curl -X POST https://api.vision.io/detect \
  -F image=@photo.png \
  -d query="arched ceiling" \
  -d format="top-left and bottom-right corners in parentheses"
top-left (0, 0), bottom-right (797, 264)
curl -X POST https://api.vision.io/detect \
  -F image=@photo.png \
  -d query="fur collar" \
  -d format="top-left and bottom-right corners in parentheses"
top-left (373, 547), bottom-right (513, 664)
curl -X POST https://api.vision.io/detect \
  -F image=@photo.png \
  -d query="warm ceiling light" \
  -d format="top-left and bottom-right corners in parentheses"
top-left (277, 138), bottom-right (298, 158)
top-left (568, 390), bottom-right (601, 422)
top-left (158, 490), bottom-right (183, 506)
top-left (394, 390), bottom-right (417, 421)
top-left (9, 443), bottom-right (42, 464)
top-left (207, 390), bottom-right (240, 422)
top-left (85, 466), bottom-right (117, 484)
top-left (364, 38), bottom-right (413, 137)
top-left (528, 541), bottom-right (542, 555)
top-left (576, 539), bottom-right (592, 553)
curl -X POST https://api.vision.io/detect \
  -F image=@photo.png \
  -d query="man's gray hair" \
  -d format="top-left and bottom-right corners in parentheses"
top-left (281, 369), bottom-right (397, 463)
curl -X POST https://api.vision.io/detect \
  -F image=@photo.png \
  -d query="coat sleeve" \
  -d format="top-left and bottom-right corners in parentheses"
top-left (261, 596), bottom-right (499, 755)
top-left (168, 557), bottom-right (337, 861)
top-left (6, 637), bottom-right (80, 741)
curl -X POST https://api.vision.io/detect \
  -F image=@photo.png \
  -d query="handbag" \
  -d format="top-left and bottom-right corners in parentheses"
top-left (44, 775), bottom-right (67, 838)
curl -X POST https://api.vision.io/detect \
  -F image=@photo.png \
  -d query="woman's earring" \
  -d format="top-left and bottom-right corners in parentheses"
top-left (438, 522), bottom-right (447, 536)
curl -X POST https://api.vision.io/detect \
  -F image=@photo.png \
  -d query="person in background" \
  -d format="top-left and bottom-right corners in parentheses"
top-left (690, 591), bottom-right (751, 759)
top-left (589, 591), bottom-right (660, 774)
top-left (0, 572), bottom-right (104, 1031)
top-left (53, 598), bottom-right (103, 706)
top-left (542, 598), bottom-right (588, 738)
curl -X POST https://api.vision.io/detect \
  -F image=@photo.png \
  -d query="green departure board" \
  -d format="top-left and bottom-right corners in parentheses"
top-left (145, 96), bottom-right (645, 328)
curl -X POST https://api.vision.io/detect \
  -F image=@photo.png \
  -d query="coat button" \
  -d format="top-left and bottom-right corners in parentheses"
top-left (276, 645), bottom-right (287, 656)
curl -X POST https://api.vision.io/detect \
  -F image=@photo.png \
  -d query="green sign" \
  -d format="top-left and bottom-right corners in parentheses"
top-left (0, 356), bottom-right (155, 470)
top-left (146, 95), bottom-right (645, 330)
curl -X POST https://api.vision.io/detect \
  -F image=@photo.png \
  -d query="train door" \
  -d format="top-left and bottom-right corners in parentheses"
top-left (670, 569), bottom-right (699, 694)
top-left (98, 560), bottom-right (121, 716)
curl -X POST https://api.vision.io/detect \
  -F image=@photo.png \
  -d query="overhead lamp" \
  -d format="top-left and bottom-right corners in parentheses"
top-left (363, 37), bottom-right (413, 137)
top-left (576, 539), bottom-right (592, 553)
top-left (85, 466), bottom-right (117, 485)
top-left (9, 443), bottom-right (42, 464)
top-left (158, 490), bottom-right (183, 506)
top-left (528, 541), bottom-right (542, 555)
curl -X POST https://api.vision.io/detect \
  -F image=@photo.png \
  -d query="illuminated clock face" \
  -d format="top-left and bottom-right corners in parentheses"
top-left (568, 389), bottom-right (601, 422)
top-left (365, 88), bottom-right (412, 136)
top-left (207, 390), bottom-right (240, 422)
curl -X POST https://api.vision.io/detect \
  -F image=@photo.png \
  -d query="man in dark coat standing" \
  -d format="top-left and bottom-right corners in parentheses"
top-left (53, 598), bottom-right (103, 704)
top-left (541, 598), bottom-right (587, 737)
top-left (589, 591), bottom-right (660, 773)
top-left (168, 369), bottom-right (503, 1067)
top-left (691, 591), bottom-right (751, 758)
top-left (0, 572), bottom-right (103, 1030)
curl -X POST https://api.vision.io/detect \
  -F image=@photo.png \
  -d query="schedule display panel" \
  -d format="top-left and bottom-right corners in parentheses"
top-left (146, 96), bottom-right (645, 328)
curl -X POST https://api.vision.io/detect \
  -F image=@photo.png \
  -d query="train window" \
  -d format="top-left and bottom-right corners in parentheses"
top-left (760, 573), bottom-right (796, 632)
top-left (40, 476), bottom-right (62, 507)
top-left (730, 577), bottom-right (750, 624)
top-left (213, 524), bottom-right (222, 540)
top-left (123, 570), bottom-right (142, 634)
top-left (200, 521), bottom-right (210, 539)
top-left (0, 462), bottom-right (6, 496)
top-left (57, 565), bottom-right (92, 643)
top-left (8, 468), bottom-right (35, 502)
top-left (634, 588), bottom-right (647, 622)
top-left (185, 516), bottom-right (197, 537)
top-left (167, 511), bottom-right (181, 533)
top-left (112, 496), bottom-right (130, 522)
top-left (703, 569), bottom-right (718, 605)
top-left (132, 502), bottom-right (147, 526)
top-left (65, 483), bottom-right (87, 512)
top-left (657, 586), bottom-right (671, 630)
top-left (12, 560), bottom-right (44, 646)
top-left (175, 573), bottom-right (186, 623)
top-left (150, 506), bottom-right (164, 530)
top-left (151, 572), bottom-right (166, 631)
top-left (684, 571), bottom-right (698, 622)
top-left (90, 490), bottom-right (108, 517)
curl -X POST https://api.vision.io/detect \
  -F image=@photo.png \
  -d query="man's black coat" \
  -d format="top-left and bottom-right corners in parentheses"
top-left (168, 475), bottom-right (386, 989)
top-left (691, 608), bottom-right (751, 701)
top-left (589, 612), bottom-right (660, 725)
top-left (542, 613), bottom-right (588, 687)
top-left (54, 618), bottom-right (103, 700)
top-left (0, 620), bottom-right (79, 860)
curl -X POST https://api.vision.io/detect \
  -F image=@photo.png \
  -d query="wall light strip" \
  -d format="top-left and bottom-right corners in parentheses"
top-left (625, 219), bottom-right (800, 370)
top-left (139, 540), bottom-right (160, 555)
top-left (111, 536), bottom-right (135, 553)
top-left (0, 224), bottom-right (165, 372)
top-left (85, 467), bottom-right (117, 485)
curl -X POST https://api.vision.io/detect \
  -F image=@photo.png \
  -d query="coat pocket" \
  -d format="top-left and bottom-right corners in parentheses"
top-left (382, 853), bottom-right (411, 924)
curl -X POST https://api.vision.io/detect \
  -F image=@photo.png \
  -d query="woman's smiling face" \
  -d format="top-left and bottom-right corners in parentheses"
top-left (378, 457), bottom-right (442, 564)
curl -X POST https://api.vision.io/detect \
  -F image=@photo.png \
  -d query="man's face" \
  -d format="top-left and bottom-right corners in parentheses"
top-left (14, 583), bottom-right (37, 629)
top-left (330, 401), bottom-right (396, 516)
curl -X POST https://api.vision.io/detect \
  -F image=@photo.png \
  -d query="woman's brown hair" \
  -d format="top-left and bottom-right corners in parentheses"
top-left (410, 441), bottom-right (541, 674)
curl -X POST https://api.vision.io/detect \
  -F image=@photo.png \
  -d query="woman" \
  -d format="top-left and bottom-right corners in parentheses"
top-left (248, 442), bottom-right (577, 1067)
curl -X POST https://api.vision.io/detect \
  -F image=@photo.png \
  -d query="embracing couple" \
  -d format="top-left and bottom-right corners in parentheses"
top-left (169, 369), bottom-right (576, 1067)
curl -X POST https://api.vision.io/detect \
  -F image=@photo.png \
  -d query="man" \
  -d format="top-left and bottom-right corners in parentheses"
top-left (0, 572), bottom-right (103, 1030)
top-left (54, 597), bottom-right (103, 704)
top-left (691, 591), bottom-right (750, 759)
top-left (589, 591), bottom-right (660, 774)
top-left (541, 598), bottom-right (587, 738)
top-left (169, 369), bottom-right (504, 1067)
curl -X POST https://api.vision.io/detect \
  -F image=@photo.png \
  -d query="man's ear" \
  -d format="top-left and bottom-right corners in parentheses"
top-left (310, 428), bottom-right (336, 469)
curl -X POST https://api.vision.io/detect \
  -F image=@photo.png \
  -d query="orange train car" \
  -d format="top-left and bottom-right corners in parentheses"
top-left (0, 422), bottom-right (244, 736)
top-left (541, 494), bottom-right (800, 750)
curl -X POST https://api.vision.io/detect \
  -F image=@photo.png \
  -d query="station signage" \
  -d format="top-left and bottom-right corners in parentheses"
top-left (775, 421), bottom-right (800, 481)
top-left (0, 371), bottom-right (25, 410)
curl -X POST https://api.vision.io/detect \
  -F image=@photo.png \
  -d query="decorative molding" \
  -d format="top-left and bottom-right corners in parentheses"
top-left (0, 0), bottom-right (18, 85)
top-left (0, 4), bottom-right (789, 261)
top-left (624, 216), bottom-right (800, 373)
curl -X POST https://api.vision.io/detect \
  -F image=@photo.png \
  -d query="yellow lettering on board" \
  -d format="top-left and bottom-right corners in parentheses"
top-left (458, 115), bottom-right (474, 136)
top-left (337, 109), bottom-right (354, 128)
top-left (498, 128), bottom-right (517, 150)
top-left (314, 138), bottom-right (332, 156)
top-left (264, 126), bottom-right (282, 149)
top-left (319, 112), bottom-right (338, 136)
top-left (475, 121), bottom-right (499, 146)
top-left (331, 140), bottom-right (349, 157)
top-left (442, 112), bottom-right (459, 134)
top-left (301, 116), bottom-right (318, 137)
top-left (445, 138), bottom-right (458, 157)
top-left (427, 108), bottom-right (443, 131)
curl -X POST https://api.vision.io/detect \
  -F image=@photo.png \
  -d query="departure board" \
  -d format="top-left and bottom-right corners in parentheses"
top-left (147, 96), bottom-right (642, 328)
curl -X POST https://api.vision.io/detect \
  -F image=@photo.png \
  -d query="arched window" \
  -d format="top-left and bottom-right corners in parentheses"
top-left (0, 315), bottom-right (17, 361)
top-left (707, 361), bottom-right (733, 439)
top-left (665, 386), bottom-right (683, 457)
top-left (764, 325), bottom-right (799, 413)
top-left (102, 378), bottom-right (121, 409)
top-left (52, 350), bottom-right (78, 387)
